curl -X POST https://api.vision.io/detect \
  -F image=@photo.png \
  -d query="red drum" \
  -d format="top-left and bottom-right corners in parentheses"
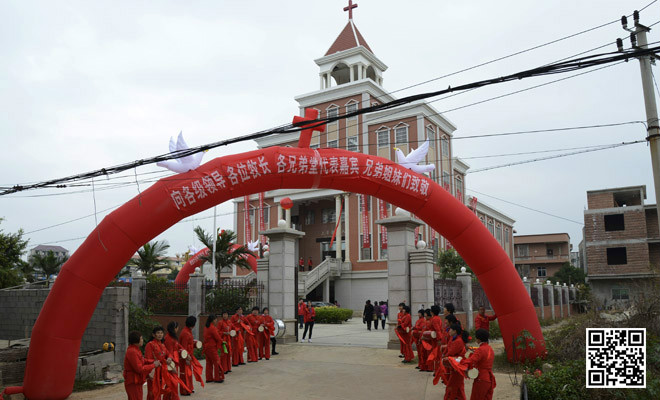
top-left (421, 330), bottom-right (437, 341)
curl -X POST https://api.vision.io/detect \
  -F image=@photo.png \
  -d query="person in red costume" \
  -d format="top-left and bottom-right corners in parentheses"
top-left (429, 305), bottom-right (445, 373)
top-left (474, 307), bottom-right (497, 333)
top-left (145, 326), bottom-right (172, 400)
top-left (461, 329), bottom-right (496, 400)
top-left (398, 306), bottom-right (414, 363)
top-left (217, 311), bottom-right (233, 374)
top-left (423, 309), bottom-right (434, 371)
top-left (301, 300), bottom-right (316, 342)
top-left (260, 307), bottom-right (275, 360)
top-left (297, 299), bottom-right (306, 329)
top-left (442, 323), bottom-right (468, 400)
top-left (245, 306), bottom-right (261, 362)
top-left (397, 302), bottom-right (406, 358)
top-left (203, 314), bottom-right (224, 384)
top-left (164, 321), bottom-right (186, 400)
top-left (230, 307), bottom-right (246, 366)
top-left (412, 308), bottom-right (427, 371)
top-left (178, 317), bottom-right (196, 396)
top-left (124, 331), bottom-right (159, 400)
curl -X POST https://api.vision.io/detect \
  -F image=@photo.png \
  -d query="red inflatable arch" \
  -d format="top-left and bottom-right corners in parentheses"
top-left (8, 146), bottom-right (545, 399)
top-left (174, 245), bottom-right (258, 285)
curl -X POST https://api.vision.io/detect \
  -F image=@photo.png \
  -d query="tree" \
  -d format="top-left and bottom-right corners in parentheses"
top-left (0, 218), bottom-right (30, 288)
top-left (437, 248), bottom-right (472, 279)
top-left (194, 227), bottom-right (251, 283)
top-left (552, 262), bottom-right (586, 285)
top-left (29, 250), bottom-right (68, 279)
top-left (128, 240), bottom-right (172, 276)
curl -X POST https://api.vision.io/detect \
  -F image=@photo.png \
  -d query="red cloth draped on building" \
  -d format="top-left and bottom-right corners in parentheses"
top-left (244, 195), bottom-right (251, 243)
top-left (361, 194), bottom-right (370, 248)
top-left (378, 199), bottom-right (387, 249)
top-left (469, 196), bottom-right (478, 213)
top-left (258, 192), bottom-right (266, 245)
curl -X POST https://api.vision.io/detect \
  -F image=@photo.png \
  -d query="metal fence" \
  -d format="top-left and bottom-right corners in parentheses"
top-left (145, 280), bottom-right (189, 314)
top-left (530, 286), bottom-right (539, 307)
top-left (203, 280), bottom-right (264, 315)
top-left (471, 281), bottom-right (492, 310)
top-left (434, 279), bottom-right (463, 311)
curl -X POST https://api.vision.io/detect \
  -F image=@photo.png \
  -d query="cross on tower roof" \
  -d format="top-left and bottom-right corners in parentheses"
top-left (344, 0), bottom-right (358, 20)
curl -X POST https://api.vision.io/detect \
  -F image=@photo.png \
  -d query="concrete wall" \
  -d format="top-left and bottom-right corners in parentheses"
top-left (0, 287), bottom-right (129, 363)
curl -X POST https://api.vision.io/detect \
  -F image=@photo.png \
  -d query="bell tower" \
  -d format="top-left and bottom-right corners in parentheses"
top-left (315, 0), bottom-right (387, 90)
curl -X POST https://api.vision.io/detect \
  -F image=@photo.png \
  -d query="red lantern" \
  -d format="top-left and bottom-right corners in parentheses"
top-left (280, 197), bottom-right (293, 210)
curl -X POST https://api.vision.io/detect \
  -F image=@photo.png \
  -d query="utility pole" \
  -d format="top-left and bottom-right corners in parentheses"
top-left (621, 11), bottom-right (660, 228)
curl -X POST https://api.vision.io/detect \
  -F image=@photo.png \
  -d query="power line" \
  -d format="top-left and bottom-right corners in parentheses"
top-left (4, 44), bottom-right (659, 196)
top-left (466, 188), bottom-right (584, 225)
top-left (380, 0), bottom-right (658, 97)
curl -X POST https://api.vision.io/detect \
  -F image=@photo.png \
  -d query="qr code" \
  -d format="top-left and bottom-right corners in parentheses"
top-left (586, 328), bottom-right (645, 388)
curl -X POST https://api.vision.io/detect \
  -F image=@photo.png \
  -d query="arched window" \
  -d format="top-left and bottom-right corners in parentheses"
top-left (366, 65), bottom-right (376, 81)
top-left (331, 63), bottom-right (351, 85)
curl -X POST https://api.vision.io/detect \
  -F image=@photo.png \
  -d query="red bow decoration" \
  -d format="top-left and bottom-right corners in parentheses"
top-left (241, 322), bottom-right (255, 336)
top-left (422, 340), bottom-right (433, 351)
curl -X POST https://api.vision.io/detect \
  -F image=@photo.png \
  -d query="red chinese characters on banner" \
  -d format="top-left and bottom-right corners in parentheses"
top-left (378, 199), bottom-right (388, 249)
top-left (244, 195), bottom-right (251, 243)
top-left (361, 194), bottom-right (370, 248)
top-left (258, 192), bottom-right (266, 246)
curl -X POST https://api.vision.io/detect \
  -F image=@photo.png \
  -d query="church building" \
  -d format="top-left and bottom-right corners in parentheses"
top-left (232, 3), bottom-right (515, 311)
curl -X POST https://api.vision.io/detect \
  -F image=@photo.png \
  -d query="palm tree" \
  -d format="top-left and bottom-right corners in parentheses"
top-left (194, 227), bottom-right (251, 283)
top-left (128, 241), bottom-right (172, 276)
top-left (29, 250), bottom-right (68, 281)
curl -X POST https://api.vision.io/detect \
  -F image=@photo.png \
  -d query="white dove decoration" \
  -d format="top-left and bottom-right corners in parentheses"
top-left (247, 240), bottom-right (260, 253)
top-left (156, 132), bottom-right (206, 173)
top-left (393, 138), bottom-right (436, 175)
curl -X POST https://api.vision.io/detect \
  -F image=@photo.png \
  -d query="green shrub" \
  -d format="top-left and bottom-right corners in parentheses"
top-left (314, 306), bottom-right (353, 323)
top-left (205, 285), bottom-right (254, 315)
top-left (128, 301), bottom-right (159, 345)
top-left (524, 359), bottom-right (587, 400)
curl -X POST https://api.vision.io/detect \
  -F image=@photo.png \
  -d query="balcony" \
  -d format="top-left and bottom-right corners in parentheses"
top-left (515, 254), bottom-right (570, 264)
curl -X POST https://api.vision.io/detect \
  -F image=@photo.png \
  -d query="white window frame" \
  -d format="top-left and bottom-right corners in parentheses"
top-left (394, 123), bottom-right (409, 146)
top-left (426, 125), bottom-right (436, 148)
top-left (441, 136), bottom-right (449, 157)
top-left (347, 136), bottom-right (359, 152)
top-left (377, 127), bottom-right (390, 148)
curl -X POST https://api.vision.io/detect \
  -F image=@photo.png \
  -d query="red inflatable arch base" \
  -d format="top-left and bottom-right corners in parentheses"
top-left (174, 245), bottom-right (258, 285)
top-left (10, 146), bottom-right (545, 399)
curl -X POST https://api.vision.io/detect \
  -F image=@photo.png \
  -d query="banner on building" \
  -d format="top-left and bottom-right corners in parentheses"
top-left (361, 194), bottom-right (370, 248)
top-left (244, 195), bottom-right (251, 243)
top-left (258, 192), bottom-right (266, 246)
top-left (378, 199), bottom-right (388, 249)
top-left (456, 189), bottom-right (463, 204)
top-left (430, 227), bottom-right (436, 245)
top-left (413, 214), bottom-right (419, 246)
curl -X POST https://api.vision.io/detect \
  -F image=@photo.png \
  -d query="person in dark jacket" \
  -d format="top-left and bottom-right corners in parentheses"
top-left (373, 302), bottom-right (382, 330)
top-left (363, 300), bottom-right (375, 331)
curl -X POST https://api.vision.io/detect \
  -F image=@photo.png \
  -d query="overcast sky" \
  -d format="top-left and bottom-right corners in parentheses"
top-left (1, 0), bottom-right (658, 258)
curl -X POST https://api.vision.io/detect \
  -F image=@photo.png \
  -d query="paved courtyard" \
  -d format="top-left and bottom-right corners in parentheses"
top-left (41, 319), bottom-right (520, 400)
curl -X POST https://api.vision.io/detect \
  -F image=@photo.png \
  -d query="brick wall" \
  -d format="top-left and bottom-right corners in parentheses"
top-left (646, 208), bottom-right (659, 239)
top-left (584, 209), bottom-right (647, 242)
top-left (0, 287), bottom-right (128, 361)
top-left (586, 242), bottom-right (650, 275)
top-left (587, 192), bottom-right (615, 209)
